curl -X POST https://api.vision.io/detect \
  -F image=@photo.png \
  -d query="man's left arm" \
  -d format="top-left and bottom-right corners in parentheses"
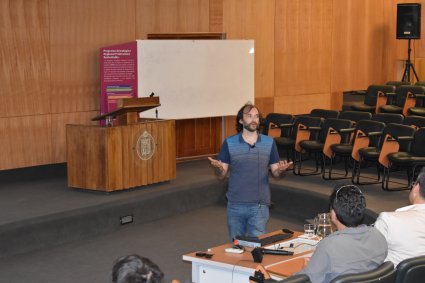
top-left (269, 141), bottom-right (292, 178)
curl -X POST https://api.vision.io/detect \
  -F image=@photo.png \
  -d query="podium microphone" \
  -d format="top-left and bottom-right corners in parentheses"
top-left (251, 247), bottom-right (294, 263)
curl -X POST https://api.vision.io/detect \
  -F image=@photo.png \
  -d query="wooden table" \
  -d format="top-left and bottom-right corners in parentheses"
top-left (183, 231), bottom-right (319, 283)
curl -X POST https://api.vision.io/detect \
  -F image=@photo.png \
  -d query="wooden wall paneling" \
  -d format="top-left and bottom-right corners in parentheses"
top-left (274, 93), bottom-right (331, 115)
top-left (255, 97), bottom-right (275, 116)
top-left (382, 0), bottom-right (404, 82)
top-left (223, 0), bottom-right (275, 99)
top-left (209, 0), bottom-right (223, 32)
top-left (51, 111), bottom-right (99, 163)
top-left (136, 0), bottom-right (210, 38)
top-left (224, 116), bottom-right (237, 139)
top-left (275, 0), bottom-right (333, 114)
top-left (0, 0), bottom-right (50, 117)
top-left (331, 0), bottom-right (386, 92)
top-left (66, 125), bottom-right (107, 190)
top-left (50, 0), bottom-right (136, 114)
top-left (0, 115), bottom-right (53, 170)
top-left (176, 119), bottom-right (195, 157)
top-left (106, 127), bottom-right (123, 189)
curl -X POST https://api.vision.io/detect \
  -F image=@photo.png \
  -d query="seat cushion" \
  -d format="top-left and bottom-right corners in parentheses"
top-left (331, 144), bottom-right (353, 155)
top-left (299, 140), bottom-right (324, 152)
top-left (409, 107), bottom-right (425, 117)
top-left (387, 152), bottom-right (415, 166)
top-left (388, 152), bottom-right (425, 166)
top-left (275, 137), bottom-right (294, 147)
top-left (358, 147), bottom-right (380, 160)
top-left (379, 105), bottom-right (403, 114)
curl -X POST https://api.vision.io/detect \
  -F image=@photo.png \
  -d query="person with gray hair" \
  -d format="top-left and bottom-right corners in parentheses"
top-left (112, 254), bottom-right (164, 283)
top-left (375, 168), bottom-right (425, 266)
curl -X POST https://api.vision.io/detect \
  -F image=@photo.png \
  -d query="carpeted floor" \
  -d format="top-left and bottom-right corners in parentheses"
top-left (0, 159), bottom-right (413, 283)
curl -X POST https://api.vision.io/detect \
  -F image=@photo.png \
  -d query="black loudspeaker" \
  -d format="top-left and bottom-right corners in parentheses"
top-left (397, 3), bottom-right (421, 39)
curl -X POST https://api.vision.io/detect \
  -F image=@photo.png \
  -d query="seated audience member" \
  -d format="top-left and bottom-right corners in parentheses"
top-left (251, 184), bottom-right (387, 283)
top-left (112, 254), bottom-right (164, 283)
top-left (374, 168), bottom-right (425, 266)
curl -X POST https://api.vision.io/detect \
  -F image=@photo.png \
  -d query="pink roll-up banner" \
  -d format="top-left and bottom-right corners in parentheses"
top-left (100, 41), bottom-right (138, 125)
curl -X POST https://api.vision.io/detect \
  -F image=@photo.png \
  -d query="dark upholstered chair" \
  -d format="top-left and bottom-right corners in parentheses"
top-left (379, 85), bottom-right (425, 116)
top-left (350, 85), bottom-right (396, 113)
top-left (408, 93), bottom-right (425, 117)
top-left (294, 118), bottom-right (353, 176)
top-left (309, 109), bottom-right (339, 119)
top-left (395, 255), bottom-right (425, 283)
top-left (261, 113), bottom-right (294, 137)
top-left (403, 115), bottom-right (425, 128)
top-left (385, 128), bottom-right (425, 190)
top-left (354, 123), bottom-right (415, 185)
top-left (386, 80), bottom-right (411, 89)
top-left (330, 261), bottom-right (396, 283)
top-left (327, 120), bottom-right (385, 181)
top-left (275, 116), bottom-right (322, 161)
top-left (338, 111), bottom-right (372, 125)
top-left (371, 113), bottom-right (404, 124)
top-left (277, 274), bottom-right (311, 283)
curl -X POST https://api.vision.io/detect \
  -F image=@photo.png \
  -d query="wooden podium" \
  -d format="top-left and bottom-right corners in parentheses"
top-left (66, 97), bottom-right (176, 192)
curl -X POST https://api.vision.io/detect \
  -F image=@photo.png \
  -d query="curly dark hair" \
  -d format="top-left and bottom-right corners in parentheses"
top-left (416, 168), bottom-right (425, 199)
top-left (329, 184), bottom-right (366, 227)
top-left (112, 254), bottom-right (164, 283)
top-left (235, 102), bottom-right (263, 132)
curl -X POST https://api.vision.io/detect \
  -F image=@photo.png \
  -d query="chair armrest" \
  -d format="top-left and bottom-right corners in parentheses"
top-left (278, 123), bottom-right (294, 129)
top-left (308, 126), bottom-right (322, 132)
top-left (367, 131), bottom-right (383, 137)
top-left (339, 128), bottom-right (356, 133)
top-left (396, 136), bottom-right (415, 141)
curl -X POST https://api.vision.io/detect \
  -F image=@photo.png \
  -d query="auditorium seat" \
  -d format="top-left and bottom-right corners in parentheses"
top-left (354, 123), bottom-right (415, 185)
top-left (261, 113), bottom-right (294, 138)
top-left (385, 127), bottom-right (425, 190)
top-left (330, 261), bottom-right (396, 283)
top-left (371, 113), bottom-right (404, 124)
top-left (378, 85), bottom-right (425, 116)
top-left (294, 118), bottom-right (353, 176)
top-left (338, 111), bottom-right (372, 125)
top-left (350, 85), bottom-right (396, 114)
top-left (395, 255), bottom-right (425, 283)
top-left (309, 109), bottom-right (339, 120)
top-left (326, 120), bottom-right (385, 181)
top-left (275, 116), bottom-right (322, 161)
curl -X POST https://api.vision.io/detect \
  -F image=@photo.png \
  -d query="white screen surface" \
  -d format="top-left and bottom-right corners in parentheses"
top-left (137, 40), bottom-right (254, 119)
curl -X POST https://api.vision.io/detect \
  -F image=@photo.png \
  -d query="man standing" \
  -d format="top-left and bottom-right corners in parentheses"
top-left (208, 103), bottom-right (292, 241)
top-left (296, 185), bottom-right (387, 283)
top-left (374, 169), bottom-right (425, 266)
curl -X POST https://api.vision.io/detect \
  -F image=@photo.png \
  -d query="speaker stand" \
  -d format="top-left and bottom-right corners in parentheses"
top-left (402, 39), bottom-right (420, 83)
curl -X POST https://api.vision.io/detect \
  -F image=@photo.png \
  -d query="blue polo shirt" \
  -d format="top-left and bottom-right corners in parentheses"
top-left (217, 133), bottom-right (280, 205)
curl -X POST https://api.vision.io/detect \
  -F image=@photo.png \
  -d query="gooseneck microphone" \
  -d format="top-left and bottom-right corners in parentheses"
top-left (251, 247), bottom-right (294, 263)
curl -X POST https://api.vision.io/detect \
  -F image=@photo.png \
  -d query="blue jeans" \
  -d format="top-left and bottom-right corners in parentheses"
top-left (227, 202), bottom-right (270, 241)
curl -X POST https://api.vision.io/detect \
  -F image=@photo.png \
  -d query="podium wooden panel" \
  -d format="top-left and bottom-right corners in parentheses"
top-left (66, 119), bottom-right (176, 191)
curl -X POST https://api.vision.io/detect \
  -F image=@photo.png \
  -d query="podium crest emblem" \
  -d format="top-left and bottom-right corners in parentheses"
top-left (136, 130), bottom-right (155, 160)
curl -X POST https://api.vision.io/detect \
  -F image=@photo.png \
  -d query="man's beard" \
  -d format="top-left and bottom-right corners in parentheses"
top-left (243, 123), bottom-right (258, 132)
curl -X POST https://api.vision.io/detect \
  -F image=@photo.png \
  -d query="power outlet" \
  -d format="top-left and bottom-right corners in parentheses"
top-left (120, 215), bottom-right (133, 225)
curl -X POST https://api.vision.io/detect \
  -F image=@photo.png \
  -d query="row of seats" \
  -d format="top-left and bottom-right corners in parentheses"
top-left (278, 255), bottom-right (425, 283)
top-left (349, 82), bottom-right (425, 117)
top-left (262, 110), bottom-right (425, 191)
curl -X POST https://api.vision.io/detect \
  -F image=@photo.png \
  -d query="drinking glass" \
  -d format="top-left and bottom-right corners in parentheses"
top-left (304, 224), bottom-right (316, 238)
